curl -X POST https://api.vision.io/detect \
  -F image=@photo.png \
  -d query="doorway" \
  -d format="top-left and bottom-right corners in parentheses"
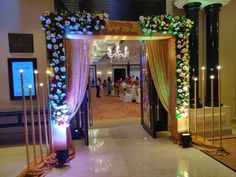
top-left (114, 68), bottom-right (126, 82)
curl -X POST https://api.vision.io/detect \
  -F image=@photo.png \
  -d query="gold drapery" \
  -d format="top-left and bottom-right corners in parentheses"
top-left (145, 39), bottom-right (172, 113)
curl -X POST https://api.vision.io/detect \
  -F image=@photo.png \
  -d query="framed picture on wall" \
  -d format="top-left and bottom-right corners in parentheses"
top-left (8, 33), bottom-right (34, 53)
top-left (8, 58), bottom-right (37, 100)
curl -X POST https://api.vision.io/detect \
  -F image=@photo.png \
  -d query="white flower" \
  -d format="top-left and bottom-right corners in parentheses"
top-left (177, 79), bottom-right (181, 83)
top-left (161, 21), bottom-right (165, 26)
top-left (57, 82), bottom-right (62, 87)
top-left (57, 34), bottom-right (63, 39)
top-left (51, 84), bottom-right (56, 88)
top-left (50, 34), bottom-right (55, 38)
top-left (62, 85), bottom-right (67, 89)
top-left (55, 75), bottom-right (60, 80)
top-left (86, 13), bottom-right (91, 18)
top-left (178, 89), bottom-right (183, 93)
top-left (40, 16), bottom-right (46, 21)
top-left (177, 69), bottom-right (182, 73)
top-left (96, 20), bottom-right (100, 24)
top-left (183, 102), bottom-right (188, 106)
top-left (179, 33), bottom-right (183, 38)
top-left (83, 28), bottom-right (87, 32)
top-left (54, 67), bottom-right (59, 72)
top-left (60, 56), bottom-right (65, 61)
top-left (55, 59), bottom-right (59, 64)
top-left (139, 16), bottom-right (144, 21)
top-left (46, 35), bottom-right (51, 40)
top-left (60, 67), bottom-right (66, 72)
top-left (59, 43), bottom-right (63, 47)
top-left (71, 16), bottom-right (76, 22)
top-left (53, 95), bottom-right (58, 100)
top-left (183, 86), bottom-right (188, 92)
top-left (47, 44), bottom-right (52, 49)
top-left (177, 54), bottom-right (181, 59)
top-left (183, 66), bottom-right (188, 71)
top-left (65, 21), bottom-right (70, 26)
top-left (53, 45), bottom-right (58, 49)
top-left (46, 19), bottom-right (51, 25)
top-left (177, 45), bottom-right (182, 49)
top-left (59, 24), bottom-right (64, 29)
top-left (180, 72), bottom-right (185, 77)
top-left (104, 13), bottom-right (108, 18)
top-left (87, 31), bottom-right (93, 35)
top-left (51, 38), bottom-right (56, 43)
top-left (87, 18), bottom-right (92, 22)
top-left (95, 25), bottom-right (99, 30)
top-left (56, 89), bottom-right (62, 95)
top-left (101, 25), bottom-right (105, 30)
top-left (74, 24), bottom-right (79, 30)
top-left (44, 11), bottom-right (50, 16)
top-left (69, 26), bottom-right (74, 30)
top-left (53, 52), bottom-right (58, 57)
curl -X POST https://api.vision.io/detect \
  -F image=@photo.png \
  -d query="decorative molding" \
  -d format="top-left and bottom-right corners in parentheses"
top-left (174, 0), bottom-right (231, 9)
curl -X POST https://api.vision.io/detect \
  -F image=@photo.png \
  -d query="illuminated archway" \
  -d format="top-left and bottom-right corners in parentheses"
top-left (40, 11), bottom-right (193, 151)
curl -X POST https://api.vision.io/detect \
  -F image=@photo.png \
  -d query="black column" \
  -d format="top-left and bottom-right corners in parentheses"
top-left (184, 2), bottom-right (202, 108)
top-left (204, 3), bottom-right (222, 106)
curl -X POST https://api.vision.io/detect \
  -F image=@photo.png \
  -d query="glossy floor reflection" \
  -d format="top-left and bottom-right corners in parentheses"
top-left (0, 125), bottom-right (235, 177)
top-left (47, 126), bottom-right (235, 177)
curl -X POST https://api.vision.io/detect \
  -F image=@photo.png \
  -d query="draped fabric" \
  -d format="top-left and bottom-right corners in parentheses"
top-left (145, 40), bottom-right (171, 112)
top-left (65, 39), bottom-right (90, 122)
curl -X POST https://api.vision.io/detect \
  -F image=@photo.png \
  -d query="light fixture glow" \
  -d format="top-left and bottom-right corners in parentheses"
top-left (193, 77), bottom-right (198, 81)
top-left (201, 66), bottom-right (205, 70)
top-left (19, 69), bottom-right (24, 73)
top-left (217, 65), bottom-right (221, 70)
top-left (46, 70), bottom-right (51, 75)
top-left (210, 75), bottom-right (215, 80)
top-left (28, 85), bottom-right (32, 89)
top-left (39, 83), bottom-right (44, 87)
top-left (34, 70), bottom-right (38, 74)
top-left (107, 42), bottom-right (129, 62)
top-left (97, 71), bottom-right (102, 75)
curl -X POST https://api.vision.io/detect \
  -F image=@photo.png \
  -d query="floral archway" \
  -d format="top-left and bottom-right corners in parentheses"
top-left (139, 15), bottom-right (193, 130)
top-left (40, 11), bottom-right (193, 150)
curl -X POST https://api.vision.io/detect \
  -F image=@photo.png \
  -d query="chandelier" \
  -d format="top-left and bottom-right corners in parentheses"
top-left (107, 42), bottom-right (129, 62)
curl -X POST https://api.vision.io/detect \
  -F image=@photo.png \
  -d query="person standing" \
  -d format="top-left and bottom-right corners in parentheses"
top-left (96, 77), bottom-right (102, 97)
top-left (107, 76), bottom-right (112, 95)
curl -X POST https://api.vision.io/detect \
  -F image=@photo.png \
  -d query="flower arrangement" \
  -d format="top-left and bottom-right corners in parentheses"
top-left (40, 11), bottom-right (108, 125)
top-left (139, 15), bottom-right (193, 119)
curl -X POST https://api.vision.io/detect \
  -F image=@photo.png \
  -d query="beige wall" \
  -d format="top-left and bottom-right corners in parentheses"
top-left (219, 1), bottom-right (236, 117)
top-left (0, 0), bottom-right (54, 111)
top-left (198, 1), bottom-right (236, 117)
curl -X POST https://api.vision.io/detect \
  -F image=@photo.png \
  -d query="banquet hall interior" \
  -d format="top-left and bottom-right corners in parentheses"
top-left (89, 40), bottom-right (142, 129)
top-left (0, 0), bottom-right (236, 177)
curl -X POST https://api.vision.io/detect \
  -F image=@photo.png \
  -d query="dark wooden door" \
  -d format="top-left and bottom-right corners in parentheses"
top-left (114, 68), bottom-right (126, 83)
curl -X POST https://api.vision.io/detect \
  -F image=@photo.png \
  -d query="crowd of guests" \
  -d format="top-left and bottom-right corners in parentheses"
top-left (96, 75), bottom-right (140, 103)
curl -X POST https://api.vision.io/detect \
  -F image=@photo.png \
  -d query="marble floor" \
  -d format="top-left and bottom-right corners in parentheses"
top-left (0, 125), bottom-right (236, 177)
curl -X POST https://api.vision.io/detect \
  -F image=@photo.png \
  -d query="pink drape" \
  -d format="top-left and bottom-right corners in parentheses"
top-left (65, 39), bottom-right (90, 122)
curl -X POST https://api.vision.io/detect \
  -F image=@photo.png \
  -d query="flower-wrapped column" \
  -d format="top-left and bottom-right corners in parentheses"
top-left (40, 11), bottom-right (108, 162)
top-left (139, 15), bottom-right (193, 135)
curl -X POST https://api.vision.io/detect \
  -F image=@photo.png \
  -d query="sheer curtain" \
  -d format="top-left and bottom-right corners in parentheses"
top-left (65, 39), bottom-right (90, 122)
top-left (145, 39), bottom-right (171, 112)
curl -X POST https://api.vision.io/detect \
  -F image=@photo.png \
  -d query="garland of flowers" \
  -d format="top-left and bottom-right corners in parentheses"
top-left (139, 15), bottom-right (193, 119)
top-left (40, 11), bottom-right (108, 126)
